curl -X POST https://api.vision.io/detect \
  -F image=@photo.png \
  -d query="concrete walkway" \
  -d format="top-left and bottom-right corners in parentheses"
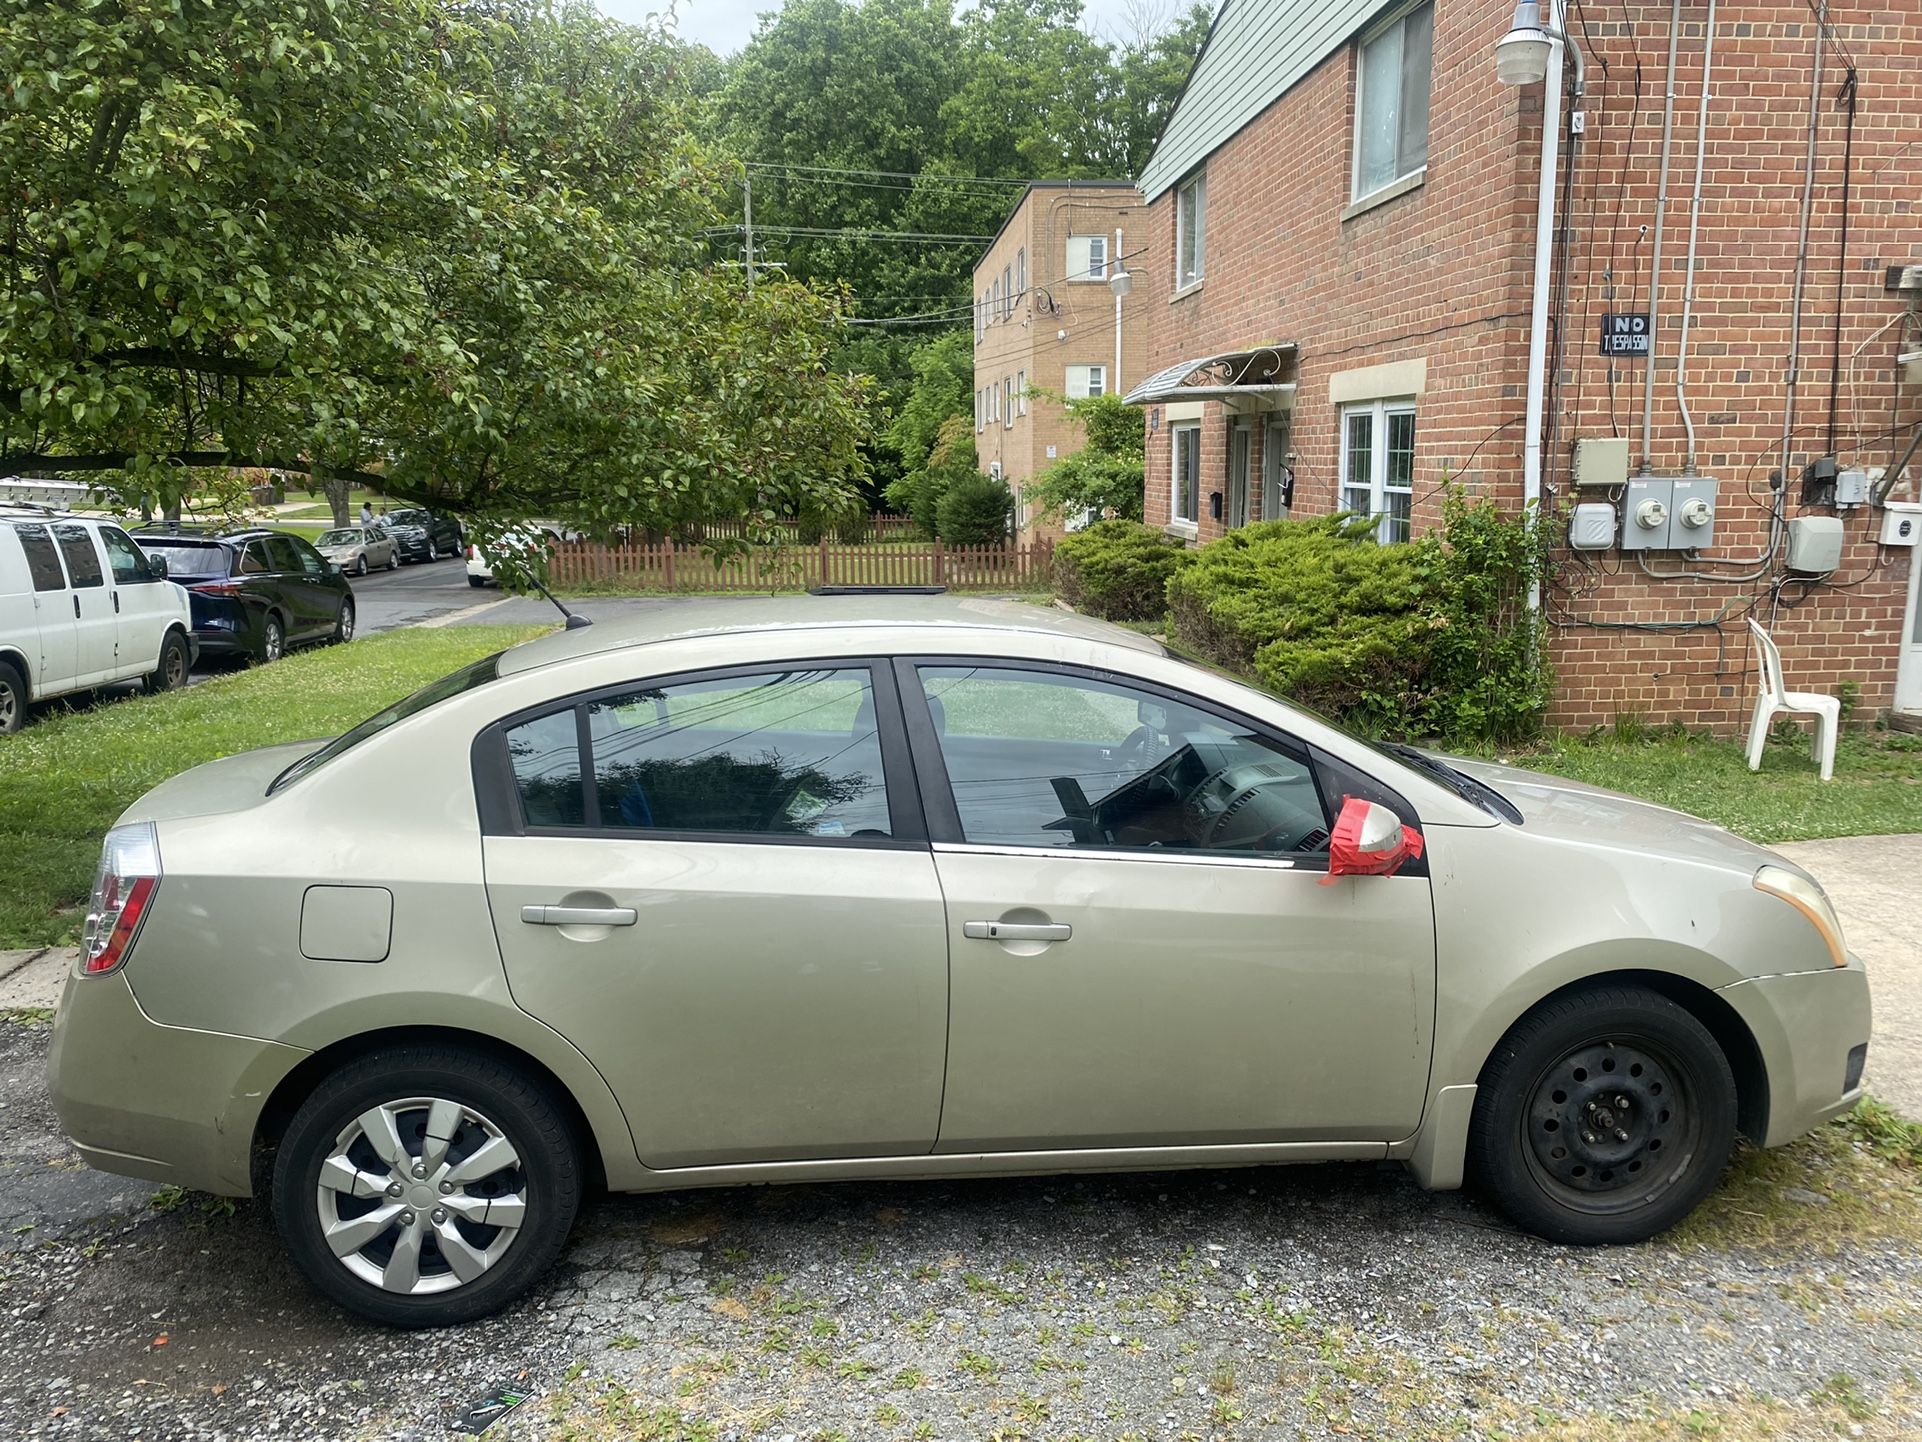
top-left (1776, 834), bottom-right (1922, 1119)
top-left (1, 836), bottom-right (1912, 1113)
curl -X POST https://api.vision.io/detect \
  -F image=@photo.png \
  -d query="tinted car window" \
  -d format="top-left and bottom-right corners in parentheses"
top-left (506, 668), bottom-right (891, 839)
top-left (504, 710), bottom-right (585, 827)
top-left (12, 523), bottom-right (68, 591)
top-left (918, 665), bottom-right (1328, 854)
top-left (287, 536), bottom-right (328, 575)
top-left (239, 542), bottom-right (270, 575)
top-left (138, 542), bottom-right (230, 578)
top-left (99, 526), bottom-right (156, 584)
top-left (265, 536), bottom-right (305, 573)
top-left (52, 524), bottom-right (105, 587)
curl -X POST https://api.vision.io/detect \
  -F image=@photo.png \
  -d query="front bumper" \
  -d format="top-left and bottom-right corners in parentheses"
top-left (48, 965), bottom-right (308, 1197)
top-left (1717, 956), bottom-right (1873, 1148)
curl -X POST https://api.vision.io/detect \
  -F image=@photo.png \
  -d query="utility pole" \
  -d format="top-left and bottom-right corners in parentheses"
top-left (743, 169), bottom-right (756, 287)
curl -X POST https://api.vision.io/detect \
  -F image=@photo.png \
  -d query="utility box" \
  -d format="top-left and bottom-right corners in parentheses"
top-left (1834, 469), bottom-right (1870, 507)
top-left (1669, 477), bottom-right (1719, 550)
top-left (1568, 502), bottom-right (1617, 550)
top-left (1786, 515), bottom-right (1845, 575)
top-left (1881, 501), bottom-right (1921, 547)
top-left (1572, 437), bottom-right (1631, 489)
top-left (1622, 478), bottom-right (1672, 550)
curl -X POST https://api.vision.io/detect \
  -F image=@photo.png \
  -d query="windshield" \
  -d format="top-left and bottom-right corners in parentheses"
top-left (316, 529), bottom-right (360, 547)
top-left (138, 542), bottom-right (230, 577)
top-left (269, 652), bottom-right (505, 794)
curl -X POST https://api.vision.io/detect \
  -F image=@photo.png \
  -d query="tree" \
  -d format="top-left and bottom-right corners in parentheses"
top-left (936, 469), bottom-right (1014, 543)
top-left (1024, 392), bottom-right (1146, 522)
top-left (884, 328), bottom-right (974, 485)
top-left (0, 0), bottom-right (872, 541)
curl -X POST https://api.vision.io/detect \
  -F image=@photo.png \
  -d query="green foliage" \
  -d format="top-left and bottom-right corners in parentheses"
top-left (0, 0), bottom-right (871, 542)
top-left (936, 472), bottom-right (1015, 545)
top-left (1054, 520), bottom-right (1182, 620)
top-left (890, 415), bottom-right (978, 537)
top-left (883, 329), bottom-right (977, 522)
top-left (1024, 393), bottom-right (1146, 524)
top-left (1167, 493), bottom-right (1553, 743)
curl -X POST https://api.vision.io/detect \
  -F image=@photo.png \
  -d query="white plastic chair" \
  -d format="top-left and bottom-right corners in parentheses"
top-left (1744, 618), bottom-right (1838, 781)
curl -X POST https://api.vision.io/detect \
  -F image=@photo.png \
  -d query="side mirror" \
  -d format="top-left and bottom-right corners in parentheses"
top-left (1322, 796), bottom-right (1424, 883)
top-left (146, 553), bottom-right (168, 580)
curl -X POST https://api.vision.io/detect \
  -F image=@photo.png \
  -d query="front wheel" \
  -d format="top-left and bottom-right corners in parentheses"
top-left (333, 598), bottom-right (356, 644)
top-left (272, 1047), bottom-right (582, 1327)
top-left (145, 632), bottom-right (190, 694)
top-left (1468, 984), bottom-right (1737, 1245)
top-left (354, 556), bottom-right (368, 577)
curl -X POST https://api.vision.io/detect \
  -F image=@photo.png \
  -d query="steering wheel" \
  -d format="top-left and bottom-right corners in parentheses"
top-left (1186, 767), bottom-right (1326, 853)
top-left (1111, 724), bottom-right (1161, 769)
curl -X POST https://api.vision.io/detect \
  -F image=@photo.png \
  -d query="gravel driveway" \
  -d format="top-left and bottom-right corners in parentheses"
top-left (2, 1016), bottom-right (1919, 1441)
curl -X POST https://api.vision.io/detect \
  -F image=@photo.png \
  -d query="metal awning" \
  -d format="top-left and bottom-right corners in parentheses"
top-left (1122, 345), bottom-right (1297, 406)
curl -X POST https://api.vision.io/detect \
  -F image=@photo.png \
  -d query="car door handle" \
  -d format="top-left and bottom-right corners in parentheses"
top-left (963, 920), bottom-right (1071, 942)
top-left (72, 594), bottom-right (81, 618)
top-left (520, 905), bottom-right (637, 927)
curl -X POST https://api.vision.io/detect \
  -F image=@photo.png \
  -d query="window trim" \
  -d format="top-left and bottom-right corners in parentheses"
top-left (1350, 0), bottom-right (1434, 206)
top-left (1175, 171), bottom-right (1207, 292)
top-left (1170, 420), bottom-right (1201, 529)
top-left (472, 657), bottom-right (928, 848)
top-left (1065, 363), bottom-right (1107, 400)
top-left (890, 655), bottom-right (1422, 874)
top-left (1338, 397), bottom-right (1418, 544)
top-left (1066, 233), bottom-right (1109, 282)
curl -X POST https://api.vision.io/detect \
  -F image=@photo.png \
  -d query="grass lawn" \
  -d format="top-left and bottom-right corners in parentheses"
top-left (0, 625), bottom-right (546, 950)
top-left (1496, 727), bottom-right (1922, 844)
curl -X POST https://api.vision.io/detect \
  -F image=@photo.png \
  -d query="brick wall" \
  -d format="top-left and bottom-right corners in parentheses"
top-left (1138, 0), bottom-right (1920, 732)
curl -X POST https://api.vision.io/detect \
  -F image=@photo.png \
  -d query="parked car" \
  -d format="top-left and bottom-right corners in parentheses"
top-left (49, 596), bottom-right (1869, 1328)
top-left (0, 498), bottom-right (195, 733)
top-left (381, 508), bottom-right (462, 562)
top-left (132, 527), bottom-right (355, 663)
top-left (314, 525), bottom-right (398, 577)
top-left (465, 525), bottom-right (561, 587)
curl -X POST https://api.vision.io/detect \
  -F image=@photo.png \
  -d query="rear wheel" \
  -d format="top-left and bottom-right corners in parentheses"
top-left (468, 575), bottom-right (486, 588)
top-left (1468, 984), bottom-right (1737, 1245)
top-left (145, 632), bottom-right (190, 694)
top-left (258, 615), bottom-right (286, 664)
top-left (0, 661), bottom-right (24, 734)
top-left (272, 1047), bottom-right (582, 1327)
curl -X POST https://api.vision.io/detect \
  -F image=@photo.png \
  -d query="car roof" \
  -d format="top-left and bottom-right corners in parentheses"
top-left (496, 595), bottom-right (1164, 677)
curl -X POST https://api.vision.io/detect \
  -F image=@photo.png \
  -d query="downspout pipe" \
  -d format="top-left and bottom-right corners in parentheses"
top-left (1638, 0), bottom-right (1684, 474)
top-left (1780, 0), bottom-right (1827, 496)
top-left (1674, 0), bottom-right (1718, 474)
top-left (1519, 0), bottom-right (1583, 612)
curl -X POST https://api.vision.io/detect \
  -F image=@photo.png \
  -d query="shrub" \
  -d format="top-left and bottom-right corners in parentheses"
top-left (1025, 394), bottom-right (1146, 524)
top-left (936, 471), bottom-right (1014, 544)
top-left (1165, 495), bottom-right (1551, 743)
top-left (1055, 519), bottom-right (1182, 621)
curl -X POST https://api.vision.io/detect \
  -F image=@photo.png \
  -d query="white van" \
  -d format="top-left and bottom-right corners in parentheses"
top-left (0, 487), bottom-right (196, 734)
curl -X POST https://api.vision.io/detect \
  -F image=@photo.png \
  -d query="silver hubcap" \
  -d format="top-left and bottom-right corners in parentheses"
top-left (0, 685), bottom-right (15, 728)
top-left (316, 1096), bottom-right (527, 1295)
top-left (340, 605), bottom-right (354, 640)
top-left (265, 624), bottom-right (282, 659)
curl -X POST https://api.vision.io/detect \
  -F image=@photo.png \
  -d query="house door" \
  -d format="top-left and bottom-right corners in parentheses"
top-left (1261, 419), bottom-right (1292, 518)
top-left (1899, 552), bottom-right (1922, 714)
top-left (1227, 422), bottom-right (1252, 529)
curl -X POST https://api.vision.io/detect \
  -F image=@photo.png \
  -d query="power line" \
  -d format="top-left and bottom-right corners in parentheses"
top-left (745, 161), bottom-right (1033, 189)
top-left (702, 224), bottom-right (995, 244)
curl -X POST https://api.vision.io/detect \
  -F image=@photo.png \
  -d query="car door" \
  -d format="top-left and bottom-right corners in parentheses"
top-left (285, 533), bottom-right (343, 632)
top-left (50, 523), bottom-right (116, 686)
top-left (8, 523), bottom-right (76, 695)
top-left (900, 659), bottom-right (1437, 1153)
top-left (261, 535), bottom-right (324, 638)
top-left (97, 524), bottom-right (172, 681)
top-left (478, 661), bottom-right (949, 1169)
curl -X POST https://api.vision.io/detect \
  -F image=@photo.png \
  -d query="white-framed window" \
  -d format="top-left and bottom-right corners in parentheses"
top-left (1171, 422), bottom-right (1201, 526)
top-left (975, 295), bottom-right (985, 343)
top-left (1176, 172), bottom-right (1206, 289)
top-left (975, 387), bottom-right (985, 432)
top-left (1338, 399), bottom-right (1416, 543)
top-left (1016, 369), bottom-right (1027, 415)
top-left (1002, 264), bottom-right (1013, 319)
top-left (1003, 375), bottom-right (1015, 428)
top-left (1015, 248), bottom-right (1026, 303)
top-left (1353, 0), bottom-right (1434, 202)
top-left (1065, 364), bottom-right (1106, 399)
top-left (1065, 234), bottom-right (1109, 281)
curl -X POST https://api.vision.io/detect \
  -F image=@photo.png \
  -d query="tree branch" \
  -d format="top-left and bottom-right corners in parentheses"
top-left (0, 450), bottom-right (393, 493)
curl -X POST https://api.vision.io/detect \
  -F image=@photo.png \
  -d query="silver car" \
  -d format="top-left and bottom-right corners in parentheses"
top-left (50, 597), bottom-right (1870, 1327)
top-left (314, 525), bottom-right (398, 577)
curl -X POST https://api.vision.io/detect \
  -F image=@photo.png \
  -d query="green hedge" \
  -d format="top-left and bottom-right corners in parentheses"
top-left (1054, 519), bottom-right (1184, 621)
top-left (1164, 499), bottom-right (1550, 742)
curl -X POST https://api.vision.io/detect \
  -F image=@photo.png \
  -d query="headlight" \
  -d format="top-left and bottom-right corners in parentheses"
top-left (1753, 865), bottom-right (1847, 968)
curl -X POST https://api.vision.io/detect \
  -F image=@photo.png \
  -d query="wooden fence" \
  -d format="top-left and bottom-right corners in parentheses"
top-left (681, 514), bottom-right (921, 543)
top-left (549, 536), bottom-right (1054, 594)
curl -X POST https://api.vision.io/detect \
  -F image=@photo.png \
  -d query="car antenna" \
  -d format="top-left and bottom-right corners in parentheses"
top-left (528, 577), bottom-right (592, 630)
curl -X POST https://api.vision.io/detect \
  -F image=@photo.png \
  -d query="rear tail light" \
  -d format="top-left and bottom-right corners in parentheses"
top-left (467, 544), bottom-right (478, 560)
top-left (80, 822), bottom-right (161, 976)
top-left (194, 580), bottom-right (243, 595)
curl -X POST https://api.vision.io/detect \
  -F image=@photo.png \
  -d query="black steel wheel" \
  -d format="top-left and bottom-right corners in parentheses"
top-left (1469, 984), bottom-right (1737, 1245)
top-left (145, 632), bottom-right (190, 694)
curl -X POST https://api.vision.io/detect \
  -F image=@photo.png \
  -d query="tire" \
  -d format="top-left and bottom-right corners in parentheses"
top-left (258, 615), bottom-right (286, 664)
top-left (145, 632), bottom-right (190, 694)
top-left (388, 553), bottom-right (399, 571)
top-left (428, 540), bottom-right (441, 561)
top-left (1468, 984), bottom-right (1737, 1245)
top-left (271, 1046), bottom-right (582, 1328)
top-left (333, 598), bottom-right (356, 644)
top-left (0, 660), bottom-right (24, 734)
top-left (354, 556), bottom-right (368, 577)
top-left (468, 576), bottom-right (486, 588)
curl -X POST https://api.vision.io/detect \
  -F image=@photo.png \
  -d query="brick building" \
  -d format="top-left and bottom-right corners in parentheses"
top-left (1127, 0), bottom-right (1922, 731)
top-left (972, 182), bottom-right (1152, 540)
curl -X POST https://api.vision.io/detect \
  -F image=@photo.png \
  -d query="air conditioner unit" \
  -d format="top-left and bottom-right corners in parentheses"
top-left (988, 461), bottom-right (1004, 480)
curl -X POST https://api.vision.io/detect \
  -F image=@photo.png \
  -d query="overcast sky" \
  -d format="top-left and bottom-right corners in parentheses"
top-left (596, 0), bottom-right (1142, 57)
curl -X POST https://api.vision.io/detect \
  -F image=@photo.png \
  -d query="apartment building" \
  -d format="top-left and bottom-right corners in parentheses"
top-left (972, 181), bottom-right (1152, 539)
top-left (1128, 0), bottom-right (1921, 730)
